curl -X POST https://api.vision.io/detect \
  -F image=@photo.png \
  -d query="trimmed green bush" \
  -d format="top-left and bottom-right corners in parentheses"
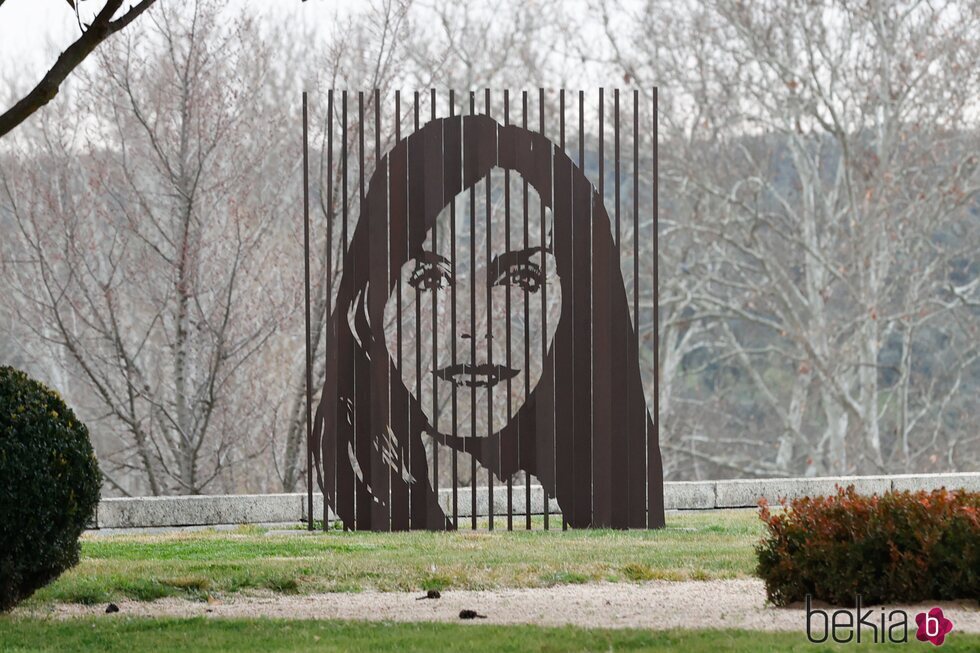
top-left (756, 485), bottom-right (980, 606)
top-left (0, 366), bottom-right (101, 611)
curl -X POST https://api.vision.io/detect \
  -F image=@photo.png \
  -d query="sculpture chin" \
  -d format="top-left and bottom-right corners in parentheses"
top-left (421, 431), bottom-right (507, 490)
top-left (420, 431), bottom-right (551, 516)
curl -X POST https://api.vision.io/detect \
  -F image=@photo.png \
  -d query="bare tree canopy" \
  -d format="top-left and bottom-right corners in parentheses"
top-left (1, 0), bottom-right (296, 494)
top-left (1, 0), bottom-right (977, 496)
top-left (576, 0), bottom-right (980, 478)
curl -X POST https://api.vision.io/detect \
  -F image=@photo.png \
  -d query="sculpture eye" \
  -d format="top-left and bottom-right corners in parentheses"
top-left (408, 260), bottom-right (452, 291)
top-left (495, 262), bottom-right (544, 293)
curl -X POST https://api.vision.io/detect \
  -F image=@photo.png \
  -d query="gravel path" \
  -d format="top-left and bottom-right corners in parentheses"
top-left (23, 580), bottom-right (980, 633)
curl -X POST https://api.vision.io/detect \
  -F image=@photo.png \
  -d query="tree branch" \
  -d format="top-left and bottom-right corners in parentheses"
top-left (0, 0), bottom-right (157, 139)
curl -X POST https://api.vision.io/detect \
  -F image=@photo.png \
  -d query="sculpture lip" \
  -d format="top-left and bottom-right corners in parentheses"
top-left (433, 363), bottom-right (519, 388)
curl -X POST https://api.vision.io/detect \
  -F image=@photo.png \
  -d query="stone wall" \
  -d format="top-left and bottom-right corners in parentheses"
top-left (91, 472), bottom-right (980, 529)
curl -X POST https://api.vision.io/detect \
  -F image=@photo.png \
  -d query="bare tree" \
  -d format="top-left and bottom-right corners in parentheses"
top-left (0, 0), bottom-right (294, 495)
top-left (3, 0), bottom-right (976, 495)
top-left (587, 0), bottom-right (980, 477)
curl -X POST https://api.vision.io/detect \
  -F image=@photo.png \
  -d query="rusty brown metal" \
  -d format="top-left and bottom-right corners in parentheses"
top-left (629, 89), bottom-right (646, 528)
top-left (354, 91), bottom-right (371, 531)
top-left (555, 88), bottom-right (571, 532)
top-left (592, 87), bottom-right (612, 527)
top-left (649, 88), bottom-right (665, 528)
top-left (521, 90), bottom-right (531, 530)
top-left (309, 89), bottom-right (664, 531)
top-left (389, 91), bottom-right (410, 532)
top-left (303, 91), bottom-right (313, 532)
top-left (611, 88), bottom-right (629, 528)
top-left (322, 88), bottom-right (334, 531)
top-left (503, 89), bottom-right (513, 531)
top-left (484, 88), bottom-right (495, 532)
top-left (467, 90), bottom-right (478, 530)
top-left (426, 89), bottom-right (444, 532)
top-left (336, 90), bottom-right (352, 530)
top-left (609, 88), bottom-right (634, 524)
top-left (571, 89), bottom-right (592, 528)
top-left (445, 90), bottom-right (460, 529)
top-left (409, 91), bottom-right (428, 529)
top-left (369, 88), bottom-right (390, 532)
top-left (536, 87), bottom-right (553, 531)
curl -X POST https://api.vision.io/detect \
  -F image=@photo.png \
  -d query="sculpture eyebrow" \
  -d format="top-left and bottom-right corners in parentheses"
top-left (416, 251), bottom-right (450, 267)
top-left (488, 246), bottom-right (548, 281)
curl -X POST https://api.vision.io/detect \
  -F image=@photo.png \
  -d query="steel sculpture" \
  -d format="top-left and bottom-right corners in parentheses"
top-left (304, 89), bottom-right (663, 530)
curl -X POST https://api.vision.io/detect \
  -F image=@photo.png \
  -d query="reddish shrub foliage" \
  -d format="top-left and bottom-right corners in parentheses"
top-left (756, 485), bottom-right (980, 606)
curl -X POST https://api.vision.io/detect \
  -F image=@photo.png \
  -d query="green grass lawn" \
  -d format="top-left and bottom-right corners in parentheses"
top-left (8, 509), bottom-right (979, 652)
top-left (3, 618), bottom-right (979, 653)
top-left (27, 510), bottom-right (760, 605)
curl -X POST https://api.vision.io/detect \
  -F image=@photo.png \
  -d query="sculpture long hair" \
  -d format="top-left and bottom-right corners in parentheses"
top-left (312, 113), bottom-right (664, 530)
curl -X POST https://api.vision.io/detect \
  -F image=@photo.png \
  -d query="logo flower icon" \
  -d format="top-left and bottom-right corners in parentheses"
top-left (915, 607), bottom-right (954, 646)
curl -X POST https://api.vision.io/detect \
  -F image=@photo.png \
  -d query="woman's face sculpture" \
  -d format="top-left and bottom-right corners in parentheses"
top-left (383, 168), bottom-right (562, 439)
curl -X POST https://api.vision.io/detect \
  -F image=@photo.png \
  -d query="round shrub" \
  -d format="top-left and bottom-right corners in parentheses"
top-left (757, 485), bottom-right (980, 606)
top-left (0, 366), bottom-right (101, 611)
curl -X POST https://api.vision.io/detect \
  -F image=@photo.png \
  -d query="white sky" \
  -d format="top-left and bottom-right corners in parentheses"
top-left (0, 0), bottom-right (653, 134)
top-left (0, 0), bottom-right (363, 102)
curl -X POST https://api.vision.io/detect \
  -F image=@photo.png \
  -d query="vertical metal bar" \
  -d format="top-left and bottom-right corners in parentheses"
top-left (611, 88), bottom-right (629, 527)
top-left (338, 90), bottom-right (352, 531)
top-left (410, 91), bottom-right (427, 528)
top-left (342, 92), bottom-right (349, 250)
top-left (558, 88), bottom-right (569, 531)
top-left (632, 92), bottom-right (638, 336)
top-left (572, 89), bottom-right (592, 527)
top-left (538, 87), bottom-right (551, 531)
top-left (390, 90), bottom-right (411, 531)
top-left (379, 89), bottom-right (391, 529)
top-left (503, 89), bottom-right (513, 531)
top-left (425, 89), bottom-right (445, 531)
top-left (484, 88), bottom-right (494, 532)
top-left (430, 89), bottom-right (442, 529)
top-left (553, 130), bottom-right (575, 527)
top-left (522, 90), bottom-right (531, 530)
top-left (629, 89), bottom-right (646, 528)
top-left (578, 91), bottom-right (584, 176)
top-left (375, 90), bottom-right (382, 160)
top-left (370, 88), bottom-right (391, 531)
top-left (448, 90), bottom-right (459, 530)
top-left (598, 88), bottom-right (604, 196)
top-left (614, 89), bottom-right (620, 249)
top-left (552, 92), bottom-right (575, 528)
top-left (469, 90), bottom-right (478, 530)
top-left (592, 87), bottom-right (612, 527)
top-left (303, 92), bottom-right (313, 531)
top-left (355, 91), bottom-right (371, 530)
top-left (649, 87), bottom-right (661, 528)
top-left (324, 89), bottom-right (334, 531)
